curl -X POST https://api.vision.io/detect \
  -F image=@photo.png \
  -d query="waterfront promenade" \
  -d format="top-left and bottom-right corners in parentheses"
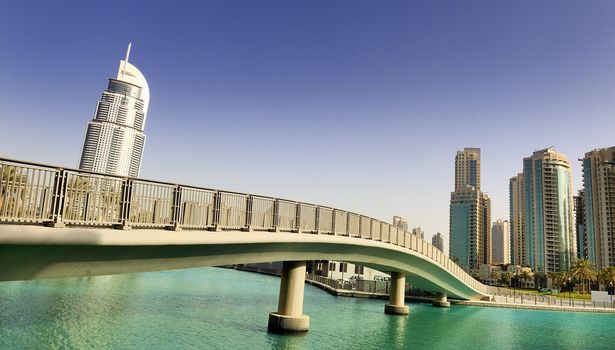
top-left (233, 265), bottom-right (615, 314)
top-left (307, 275), bottom-right (615, 313)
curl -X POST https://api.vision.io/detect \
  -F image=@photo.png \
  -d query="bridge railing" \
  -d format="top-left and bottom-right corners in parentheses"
top-left (0, 157), bottom-right (490, 296)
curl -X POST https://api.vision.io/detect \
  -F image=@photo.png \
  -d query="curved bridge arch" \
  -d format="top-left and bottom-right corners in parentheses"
top-left (0, 156), bottom-right (493, 315)
top-left (0, 225), bottom-right (489, 300)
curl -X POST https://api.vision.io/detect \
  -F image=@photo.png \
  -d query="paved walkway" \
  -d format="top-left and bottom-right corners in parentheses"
top-left (458, 296), bottom-right (615, 313)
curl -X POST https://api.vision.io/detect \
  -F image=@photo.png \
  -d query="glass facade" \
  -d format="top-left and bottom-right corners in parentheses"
top-left (108, 79), bottom-right (142, 99)
top-left (582, 157), bottom-right (596, 263)
top-left (450, 201), bottom-right (470, 268)
top-left (518, 149), bottom-right (574, 273)
top-left (557, 167), bottom-right (573, 271)
top-left (468, 160), bottom-right (478, 188)
top-left (534, 159), bottom-right (544, 272)
top-left (523, 158), bottom-right (534, 268)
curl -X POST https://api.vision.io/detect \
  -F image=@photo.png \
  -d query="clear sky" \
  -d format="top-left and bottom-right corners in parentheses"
top-left (1, 1), bottom-right (614, 250)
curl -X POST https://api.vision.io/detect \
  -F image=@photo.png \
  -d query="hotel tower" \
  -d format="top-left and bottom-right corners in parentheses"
top-left (79, 44), bottom-right (150, 177)
top-left (449, 148), bottom-right (491, 270)
top-left (579, 147), bottom-right (615, 269)
top-left (509, 148), bottom-right (575, 273)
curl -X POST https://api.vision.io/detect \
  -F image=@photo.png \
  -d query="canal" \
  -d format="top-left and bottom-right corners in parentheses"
top-left (1, 267), bottom-right (614, 349)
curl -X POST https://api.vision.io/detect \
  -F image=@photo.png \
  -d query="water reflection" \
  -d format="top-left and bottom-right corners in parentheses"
top-left (389, 314), bottom-right (407, 348)
top-left (266, 331), bottom-right (308, 350)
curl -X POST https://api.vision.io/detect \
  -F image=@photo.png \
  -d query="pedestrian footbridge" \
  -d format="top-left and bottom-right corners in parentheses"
top-left (0, 157), bottom-right (492, 333)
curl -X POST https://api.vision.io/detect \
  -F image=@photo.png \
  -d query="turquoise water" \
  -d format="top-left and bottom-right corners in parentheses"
top-left (1, 268), bottom-right (614, 350)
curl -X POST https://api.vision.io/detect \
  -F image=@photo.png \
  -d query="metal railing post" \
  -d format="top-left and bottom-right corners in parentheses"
top-left (272, 199), bottom-right (280, 232)
top-left (48, 169), bottom-right (67, 228)
top-left (169, 185), bottom-right (182, 231)
top-left (358, 216), bottom-right (363, 238)
top-left (116, 178), bottom-right (133, 230)
top-left (211, 191), bottom-right (221, 231)
top-left (295, 202), bottom-right (301, 233)
top-left (244, 195), bottom-right (253, 231)
top-left (346, 212), bottom-right (350, 236)
top-left (315, 206), bottom-right (320, 234)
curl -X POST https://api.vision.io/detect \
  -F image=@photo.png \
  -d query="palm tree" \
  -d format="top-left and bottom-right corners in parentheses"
top-left (533, 272), bottom-right (545, 290)
top-left (518, 270), bottom-right (533, 289)
top-left (0, 165), bottom-right (29, 217)
top-left (490, 270), bottom-right (502, 285)
top-left (571, 259), bottom-right (598, 294)
top-left (499, 272), bottom-right (512, 287)
top-left (554, 271), bottom-right (570, 291)
top-left (599, 266), bottom-right (615, 293)
top-left (547, 271), bottom-right (559, 289)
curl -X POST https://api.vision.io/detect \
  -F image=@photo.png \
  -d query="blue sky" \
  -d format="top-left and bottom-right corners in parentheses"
top-left (1, 1), bottom-right (614, 249)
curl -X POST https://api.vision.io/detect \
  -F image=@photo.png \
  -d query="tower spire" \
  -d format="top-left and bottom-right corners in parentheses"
top-left (120, 42), bottom-right (132, 79)
top-left (125, 42), bottom-right (132, 63)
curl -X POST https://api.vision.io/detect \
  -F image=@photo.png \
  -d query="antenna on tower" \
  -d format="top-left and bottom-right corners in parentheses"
top-left (125, 42), bottom-right (132, 63)
top-left (121, 42), bottom-right (132, 79)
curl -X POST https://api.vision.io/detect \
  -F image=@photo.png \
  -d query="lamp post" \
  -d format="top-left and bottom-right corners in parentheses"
top-left (568, 277), bottom-right (572, 305)
top-left (610, 281), bottom-right (613, 306)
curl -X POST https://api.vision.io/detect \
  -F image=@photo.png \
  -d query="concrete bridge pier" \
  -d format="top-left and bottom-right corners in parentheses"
top-left (384, 271), bottom-right (409, 315)
top-left (433, 292), bottom-right (451, 308)
top-left (268, 261), bottom-right (310, 333)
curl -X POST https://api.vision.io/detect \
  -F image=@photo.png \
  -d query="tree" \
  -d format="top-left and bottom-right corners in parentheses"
top-left (571, 259), bottom-right (598, 294)
top-left (547, 271), bottom-right (559, 289)
top-left (518, 270), bottom-right (533, 288)
top-left (471, 272), bottom-right (481, 281)
top-left (599, 266), bottom-right (615, 293)
top-left (499, 272), bottom-right (512, 287)
top-left (490, 270), bottom-right (502, 285)
top-left (0, 165), bottom-right (29, 217)
top-left (554, 271), bottom-right (570, 291)
top-left (533, 272), bottom-right (546, 290)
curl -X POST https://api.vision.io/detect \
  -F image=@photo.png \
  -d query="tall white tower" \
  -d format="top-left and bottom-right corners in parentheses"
top-left (79, 43), bottom-right (150, 177)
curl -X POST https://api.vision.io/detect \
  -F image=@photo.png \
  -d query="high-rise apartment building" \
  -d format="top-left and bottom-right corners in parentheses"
top-left (450, 148), bottom-right (491, 270)
top-left (412, 227), bottom-right (425, 240)
top-left (510, 148), bottom-right (575, 273)
top-left (79, 44), bottom-right (150, 177)
top-left (432, 232), bottom-right (444, 252)
top-left (393, 216), bottom-right (408, 231)
top-left (575, 190), bottom-right (587, 260)
top-left (491, 220), bottom-right (510, 264)
top-left (455, 148), bottom-right (481, 191)
top-left (509, 174), bottom-right (525, 266)
top-left (580, 147), bottom-right (615, 269)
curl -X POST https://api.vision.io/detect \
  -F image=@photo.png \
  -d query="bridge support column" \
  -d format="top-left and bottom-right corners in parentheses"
top-left (268, 261), bottom-right (310, 333)
top-left (384, 271), bottom-right (409, 315)
top-left (433, 292), bottom-right (450, 308)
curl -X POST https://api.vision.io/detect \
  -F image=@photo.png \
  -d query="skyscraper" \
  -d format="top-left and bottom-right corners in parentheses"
top-left (412, 227), bottom-right (424, 240)
top-left (432, 232), bottom-right (444, 252)
top-left (575, 190), bottom-right (587, 260)
top-left (491, 219), bottom-right (510, 264)
top-left (510, 148), bottom-right (575, 273)
top-left (79, 44), bottom-right (150, 177)
top-left (509, 174), bottom-right (525, 266)
top-left (449, 148), bottom-right (491, 270)
top-left (580, 147), bottom-right (615, 269)
top-left (455, 148), bottom-right (481, 191)
top-left (393, 216), bottom-right (408, 231)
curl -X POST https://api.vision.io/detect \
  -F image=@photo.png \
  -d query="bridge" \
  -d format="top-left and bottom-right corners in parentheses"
top-left (0, 157), bottom-right (493, 333)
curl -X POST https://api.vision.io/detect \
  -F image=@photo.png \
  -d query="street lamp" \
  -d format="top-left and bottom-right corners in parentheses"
top-left (610, 281), bottom-right (613, 305)
top-left (568, 277), bottom-right (572, 304)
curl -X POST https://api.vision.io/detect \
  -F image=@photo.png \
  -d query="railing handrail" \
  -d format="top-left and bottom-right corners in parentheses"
top-left (0, 156), bottom-right (490, 296)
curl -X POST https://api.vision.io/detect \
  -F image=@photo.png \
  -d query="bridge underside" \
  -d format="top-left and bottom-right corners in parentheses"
top-left (0, 225), bottom-right (487, 300)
